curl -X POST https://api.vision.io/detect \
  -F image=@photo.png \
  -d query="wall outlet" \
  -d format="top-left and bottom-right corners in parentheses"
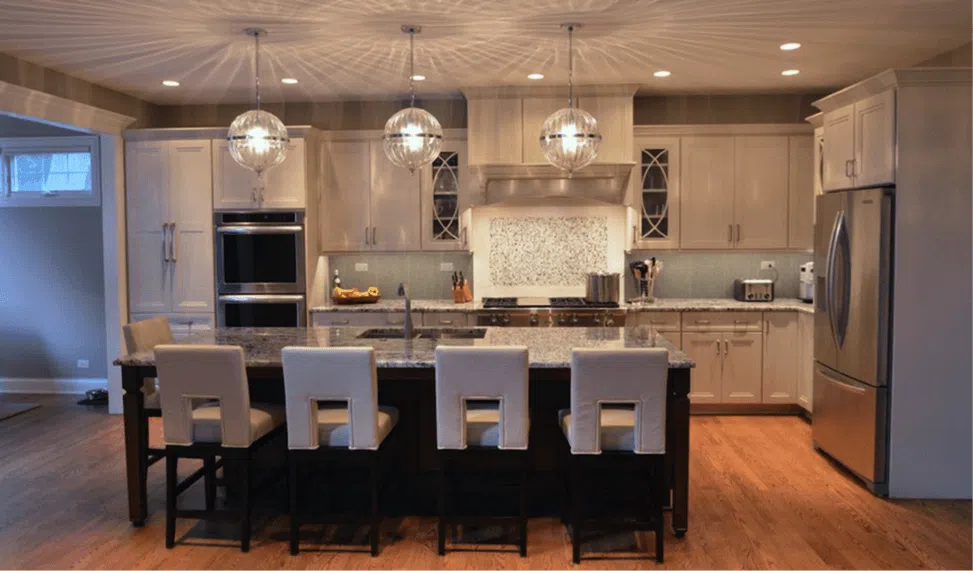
top-left (77, 359), bottom-right (89, 369)
top-left (355, 263), bottom-right (369, 272)
top-left (440, 262), bottom-right (454, 272)
top-left (761, 260), bottom-right (776, 270)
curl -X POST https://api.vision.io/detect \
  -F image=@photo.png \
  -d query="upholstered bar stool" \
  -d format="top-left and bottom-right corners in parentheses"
top-left (155, 345), bottom-right (286, 552)
top-left (559, 348), bottom-right (669, 564)
top-left (434, 346), bottom-right (530, 557)
top-left (122, 316), bottom-right (173, 484)
top-left (281, 346), bottom-right (398, 556)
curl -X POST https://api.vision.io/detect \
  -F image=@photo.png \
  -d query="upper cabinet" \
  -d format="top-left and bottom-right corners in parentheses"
top-left (213, 138), bottom-right (307, 210)
top-left (464, 86), bottom-right (636, 165)
top-left (629, 136), bottom-right (680, 250)
top-left (787, 135), bottom-right (815, 250)
top-left (733, 136), bottom-right (789, 249)
top-left (126, 139), bottom-right (214, 316)
top-left (821, 89), bottom-right (895, 191)
top-left (680, 136), bottom-right (736, 249)
top-left (318, 132), bottom-right (469, 253)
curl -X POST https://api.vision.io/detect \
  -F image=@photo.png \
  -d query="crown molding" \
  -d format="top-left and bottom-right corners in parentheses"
top-left (634, 123), bottom-right (812, 137)
top-left (0, 80), bottom-right (135, 134)
top-left (124, 125), bottom-right (320, 141)
top-left (813, 67), bottom-right (972, 112)
top-left (461, 84), bottom-right (639, 100)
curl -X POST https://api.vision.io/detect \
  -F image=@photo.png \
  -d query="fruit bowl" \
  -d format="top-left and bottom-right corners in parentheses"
top-left (331, 286), bottom-right (381, 305)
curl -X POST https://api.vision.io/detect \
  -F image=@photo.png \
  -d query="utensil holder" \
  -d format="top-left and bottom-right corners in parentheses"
top-left (630, 275), bottom-right (658, 304)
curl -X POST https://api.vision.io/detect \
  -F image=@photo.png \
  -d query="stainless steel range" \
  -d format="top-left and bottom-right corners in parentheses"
top-left (476, 297), bottom-right (626, 327)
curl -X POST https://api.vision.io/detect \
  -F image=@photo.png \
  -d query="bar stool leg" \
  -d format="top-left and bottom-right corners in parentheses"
top-left (655, 459), bottom-right (665, 563)
top-left (289, 454), bottom-right (300, 555)
top-left (519, 453), bottom-right (528, 557)
top-left (571, 460), bottom-right (582, 564)
top-left (437, 456), bottom-right (447, 556)
top-left (203, 456), bottom-right (216, 512)
top-left (240, 454), bottom-right (252, 553)
top-left (370, 452), bottom-right (381, 557)
top-left (165, 451), bottom-right (177, 549)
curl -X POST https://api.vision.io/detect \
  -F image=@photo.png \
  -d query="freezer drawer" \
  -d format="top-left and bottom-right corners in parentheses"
top-left (812, 364), bottom-right (887, 484)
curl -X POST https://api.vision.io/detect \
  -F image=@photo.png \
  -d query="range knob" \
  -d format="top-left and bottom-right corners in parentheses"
top-left (606, 315), bottom-right (616, 326)
top-left (747, 293), bottom-right (753, 300)
top-left (557, 314), bottom-right (568, 326)
top-left (570, 314), bottom-right (579, 325)
top-left (529, 314), bottom-right (539, 326)
top-left (489, 315), bottom-right (498, 325)
top-left (501, 314), bottom-right (511, 325)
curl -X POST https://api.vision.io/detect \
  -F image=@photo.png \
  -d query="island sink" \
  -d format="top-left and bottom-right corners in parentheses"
top-left (356, 328), bottom-right (488, 340)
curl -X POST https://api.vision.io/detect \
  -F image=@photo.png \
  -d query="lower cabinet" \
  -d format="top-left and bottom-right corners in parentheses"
top-left (762, 312), bottom-right (799, 403)
top-left (421, 313), bottom-right (469, 327)
top-left (682, 332), bottom-right (723, 403)
top-left (131, 312), bottom-right (214, 340)
top-left (683, 329), bottom-right (762, 404)
top-left (796, 312), bottom-right (814, 412)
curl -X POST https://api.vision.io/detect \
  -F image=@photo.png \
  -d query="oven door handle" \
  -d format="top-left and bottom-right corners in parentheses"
top-left (218, 294), bottom-right (306, 303)
top-left (217, 225), bottom-right (304, 235)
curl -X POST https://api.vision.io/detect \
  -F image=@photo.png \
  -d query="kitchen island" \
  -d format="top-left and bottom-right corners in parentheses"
top-left (116, 326), bottom-right (693, 535)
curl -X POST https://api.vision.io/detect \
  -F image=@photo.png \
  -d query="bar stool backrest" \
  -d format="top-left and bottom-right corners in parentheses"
top-left (435, 346), bottom-right (529, 450)
top-left (123, 316), bottom-right (173, 355)
top-left (569, 348), bottom-right (669, 455)
top-left (155, 345), bottom-right (253, 448)
top-left (281, 346), bottom-right (381, 450)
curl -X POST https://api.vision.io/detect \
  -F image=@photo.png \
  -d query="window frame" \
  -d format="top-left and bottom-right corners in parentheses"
top-left (0, 136), bottom-right (101, 207)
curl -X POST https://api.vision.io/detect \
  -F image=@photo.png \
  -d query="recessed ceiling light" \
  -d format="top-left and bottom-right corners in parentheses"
top-left (527, 73), bottom-right (545, 80)
top-left (281, 78), bottom-right (298, 84)
top-left (653, 70), bottom-right (671, 78)
top-left (780, 42), bottom-right (802, 51)
top-left (781, 69), bottom-right (800, 76)
top-left (161, 80), bottom-right (180, 87)
top-left (410, 74), bottom-right (425, 81)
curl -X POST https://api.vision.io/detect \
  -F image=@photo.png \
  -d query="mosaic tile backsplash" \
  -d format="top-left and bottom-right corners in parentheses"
top-left (488, 216), bottom-right (609, 287)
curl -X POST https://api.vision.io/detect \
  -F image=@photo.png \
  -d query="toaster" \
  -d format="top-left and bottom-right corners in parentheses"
top-left (733, 278), bottom-right (775, 302)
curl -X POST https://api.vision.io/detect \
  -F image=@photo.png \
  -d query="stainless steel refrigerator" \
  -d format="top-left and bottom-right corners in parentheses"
top-left (812, 187), bottom-right (893, 495)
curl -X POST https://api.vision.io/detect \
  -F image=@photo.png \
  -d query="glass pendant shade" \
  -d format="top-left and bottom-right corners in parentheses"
top-left (539, 106), bottom-right (602, 174)
top-left (383, 106), bottom-right (443, 174)
top-left (227, 109), bottom-right (289, 176)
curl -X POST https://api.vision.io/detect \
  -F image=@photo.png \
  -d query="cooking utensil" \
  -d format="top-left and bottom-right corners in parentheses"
top-left (585, 272), bottom-right (621, 304)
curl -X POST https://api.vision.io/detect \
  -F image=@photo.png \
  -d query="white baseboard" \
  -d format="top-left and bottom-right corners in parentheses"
top-left (0, 377), bottom-right (108, 395)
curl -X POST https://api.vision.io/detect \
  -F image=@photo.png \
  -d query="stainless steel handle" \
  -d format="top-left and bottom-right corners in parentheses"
top-left (169, 222), bottom-right (176, 262)
top-left (162, 223), bottom-right (170, 263)
top-left (331, 319), bottom-right (350, 325)
top-left (650, 320), bottom-right (666, 325)
top-left (217, 225), bottom-right (304, 235)
top-left (220, 294), bottom-right (305, 303)
top-left (733, 320), bottom-right (749, 324)
top-left (371, 226), bottom-right (377, 245)
top-left (765, 319), bottom-right (770, 334)
top-left (388, 318), bottom-right (404, 325)
top-left (850, 159), bottom-right (856, 177)
top-left (844, 159), bottom-right (854, 178)
top-left (462, 227), bottom-right (468, 249)
top-left (728, 224), bottom-right (733, 243)
top-left (716, 340), bottom-right (721, 356)
top-left (736, 224), bottom-right (741, 243)
top-left (833, 213), bottom-right (850, 348)
top-left (364, 226), bottom-right (369, 245)
top-left (439, 319), bottom-right (454, 325)
top-left (825, 211), bottom-right (842, 349)
top-left (695, 320), bottom-right (710, 325)
top-left (724, 339), bottom-right (729, 355)
top-left (818, 367), bottom-right (866, 394)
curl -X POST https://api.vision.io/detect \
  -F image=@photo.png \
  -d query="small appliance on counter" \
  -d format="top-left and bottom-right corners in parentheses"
top-left (799, 262), bottom-right (814, 303)
top-left (585, 272), bottom-right (620, 304)
top-left (733, 278), bottom-right (775, 302)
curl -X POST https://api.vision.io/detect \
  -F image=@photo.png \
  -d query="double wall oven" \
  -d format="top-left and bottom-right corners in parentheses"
top-left (215, 212), bottom-right (306, 327)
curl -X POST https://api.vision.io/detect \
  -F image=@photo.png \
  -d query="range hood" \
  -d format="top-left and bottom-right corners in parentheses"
top-left (469, 162), bottom-right (635, 205)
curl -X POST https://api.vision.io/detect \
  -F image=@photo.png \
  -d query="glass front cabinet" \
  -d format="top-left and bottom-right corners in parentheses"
top-left (628, 136), bottom-right (680, 250)
top-left (421, 139), bottom-right (471, 251)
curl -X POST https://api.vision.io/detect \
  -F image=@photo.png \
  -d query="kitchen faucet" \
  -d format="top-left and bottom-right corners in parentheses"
top-left (397, 282), bottom-right (413, 340)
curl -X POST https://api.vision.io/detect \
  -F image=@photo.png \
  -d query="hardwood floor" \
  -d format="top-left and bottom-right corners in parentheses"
top-left (1, 394), bottom-right (969, 570)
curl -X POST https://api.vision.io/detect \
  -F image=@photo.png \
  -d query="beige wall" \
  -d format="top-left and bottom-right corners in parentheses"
top-left (0, 52), bottom-right (156, 126)
top-left (915, 42), bottom-right (972, 67)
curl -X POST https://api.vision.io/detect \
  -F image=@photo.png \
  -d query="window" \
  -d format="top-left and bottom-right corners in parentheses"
top-left (0, 136), bottom-right (100, 206)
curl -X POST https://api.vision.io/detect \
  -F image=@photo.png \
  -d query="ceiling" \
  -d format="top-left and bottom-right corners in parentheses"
top-left (0, 0), bottom-right (968, 105)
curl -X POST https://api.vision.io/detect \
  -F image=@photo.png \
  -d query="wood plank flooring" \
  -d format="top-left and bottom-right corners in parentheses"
top-left (0, 394), bottom-right (969, 569)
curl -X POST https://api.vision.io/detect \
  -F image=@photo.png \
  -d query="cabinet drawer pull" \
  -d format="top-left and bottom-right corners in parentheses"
top-left (650, 320), bottom-right (666, 325)
top-left (388, 319), bottom-right (404, 325)
top-left (440, 319), bottom-right (454, 325)
top-left (694, 319), bottom-right (710, 325)
top-left (331, 319), bottom-right (350, 325)
top-left (733, 320), bottom-right (749, 324)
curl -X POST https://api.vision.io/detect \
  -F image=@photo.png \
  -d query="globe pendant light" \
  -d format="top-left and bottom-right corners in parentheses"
top-left (539, 24), bottom-right (602, 175)
top-left (383, 25), bottom-right (443, 174)
top-left (227, 28), bottom-right (289, 178)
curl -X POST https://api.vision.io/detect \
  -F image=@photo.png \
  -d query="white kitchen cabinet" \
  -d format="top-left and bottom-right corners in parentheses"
top-left (630, 136), bottom-right (680, 250)
top-left (813, 127), bottom-right (824, 199)
top-left (131, 312), bottom-right (213, 339)
top-left (126, 140), bottom-right (214, 318)
top-left (467, 98), bottom-right (523, 164)
top-left (797, 311), bottom-right (814, 412)
top-left (369, 141), bottom-right (421, 251)
top-left (680, 136), bottom-right (735, 249)
top-left (734, 136), bottom-right (789, 249)
top-left (722, 332), bottom-right (762, 403)
top-left (682, 332), bottom-right (723, 404)
top-left (310, 311), bottom-right (408, 327)
top-left (421, 313), bottom-right (470, 327)
top-left (634, 311), bottom-right (681, 332)
top-left (788, 135), bottom-right (815, 250)
top-left (761, 312), bottom-right (798, 403)
top-left (421, 139), bottom-right (471, 251)
top-left (319, 141), bottom-right (371, 252)
top-left (213, 138), bottom-right (307, 210)
top-left (853, 90), bottom-right (896, 188)
top-left (821, 89), bottom-right (895, 191)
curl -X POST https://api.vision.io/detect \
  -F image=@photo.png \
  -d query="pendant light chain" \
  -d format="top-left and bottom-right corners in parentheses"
top-left (567, 24), bottom-right (574, 108)
top-left (254, 31), bottom-right (261, 111)
top-left (409, 30), bottom-right (416, 108)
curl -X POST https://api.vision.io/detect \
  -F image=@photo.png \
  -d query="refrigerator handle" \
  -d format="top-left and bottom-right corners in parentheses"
top-left (834, 212), bottom-right (851, 348)
top-left (825, 210), bottom-right (842, 350)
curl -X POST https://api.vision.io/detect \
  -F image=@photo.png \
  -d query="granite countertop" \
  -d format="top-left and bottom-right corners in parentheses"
top-left (310, 298), bottom-right (813, 314)
top-left (115, 326), bottom-right (693, 370)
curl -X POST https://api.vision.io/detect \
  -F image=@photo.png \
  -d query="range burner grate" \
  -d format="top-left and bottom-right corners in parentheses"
top-left (549, 297), bottom-right (620, 309)
top-left (481, 297), bottom-right (518, 309)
